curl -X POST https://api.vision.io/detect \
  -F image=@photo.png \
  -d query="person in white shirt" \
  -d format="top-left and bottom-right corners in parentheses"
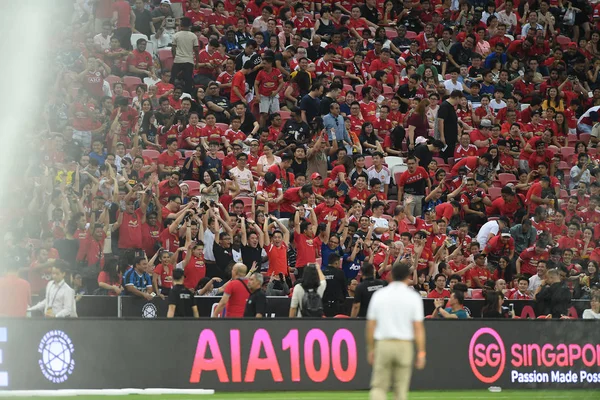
top-left (476, 216), bottom-right (509, 250)
top-left (444, 71), bottom-right (464, 94)
top-left (497, 0), bottom-right (518, 34)
top-left (93, 21), bottom-right (113, 52)
top-left (528, 260), bottom-right (547, 293)
top-left (289, 264), bottom-right (327, 317)
top-left (370, 201), bottom-right (389, 239)
top-left (228, 153), bottom-right (255, 195)
top-left (29, 262), bottom-right (76, 318)
top-left (583, 295), bottom-right (600, 319)
top-left (366, 261), bottom-right (426, 400)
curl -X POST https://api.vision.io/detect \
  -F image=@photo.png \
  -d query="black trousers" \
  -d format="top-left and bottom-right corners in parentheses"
top-left (171, 62), bottom-right (195, 94)
top-left (465, 213), bottom-right (486, 234)
top-left (114, 27), bottom-right (132, 50)
top-left (323, 300), bottom-right (341, 318)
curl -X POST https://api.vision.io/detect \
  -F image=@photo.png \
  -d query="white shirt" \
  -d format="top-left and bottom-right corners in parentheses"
top-left (367, 165), bottom-right (391, 189)
top-left (583, 309), bottom-right (600, 319)
top-left (30, 280), bottom-right (76, 318)
top-left (489, 100), bottom-right (506, 111)
top-left (528, 274), bottom-right (544, 293)
top-left (93, 33), bottom-right (112, 51)
top-left (290, 280), bottom-right (327, 318)
top-left (444, 79), bottom-right (463, 93)
top-left (476, 220), bottom-right (500, 249)
top-left (370, 216), bottom-right (389, 239)
top-left (367, 281), bottom-right (424, 341)
top-left (203, 228), bottom-right (216, 261)
top-left (229, 166), bottom-right (254, 192)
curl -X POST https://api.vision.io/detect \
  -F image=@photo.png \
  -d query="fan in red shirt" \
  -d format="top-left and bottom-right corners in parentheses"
top-left (485, 187), bottom-right (525, 221)
top-left (279, 184), bottom-right (314, 217)
top-left (558, 222), bottom-right (583, 253)
top-left (75, 225), bottom-right (107, 269)
top-left (127, 39), bottom-right (155, 79)
top-left (158, 172), bottom-right (182, 206)
top-left (152, 251), bottom-right (175, 295)
top-left (482, 230), bottom-right (515, 261)
top-left (181, 242), bottom-right (207, 290)
top-left (213, 263), bottom-right (251, 318)
top-left (265, 218), bottom-right (290, 276)
top-left (450, 155), bottom-right (490, 175)
top-left (528, 141), bottom-right (554, 170)
top-left (348, 176), bottom-right (370, 204)
top-left (291, 4), bottom-right (313, 36)
top-left (369, 49), bottom-right (399, 87)
top-left (517, 242), bottom-right (550, 276)
top-left (548, 210), bottom-right (568, 241)
top-left (435, 201), bottom-right (460, 224)
top-left (315, 49), bottom-right (336, 80)
top-left (427, 273), bottom-right (451, 298)
top-left (454, 133), bottom-right (479, 160)
top-left (413, 231), bottom-right (435, 277)
top-left (508, 276), bottom-right (533, 300)
top-left (466, 254), bottom-right (493, 288)
top-left (314, 189), bottom-right (346, 229)
top-left (115, 193), bottom-right (149, 250)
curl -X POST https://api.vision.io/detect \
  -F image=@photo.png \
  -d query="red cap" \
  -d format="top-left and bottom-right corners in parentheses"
top-left (311, 172), bottom-right (322, 180)
top-left (568, 42), bottom-right (577, 48)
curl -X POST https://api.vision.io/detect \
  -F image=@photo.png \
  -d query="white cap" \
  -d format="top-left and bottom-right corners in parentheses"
top-left (161, 0), bottom-right (171, 4)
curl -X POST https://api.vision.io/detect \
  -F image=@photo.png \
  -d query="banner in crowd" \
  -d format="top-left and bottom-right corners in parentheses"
top-left (0, 320), bottom-right (598, 392)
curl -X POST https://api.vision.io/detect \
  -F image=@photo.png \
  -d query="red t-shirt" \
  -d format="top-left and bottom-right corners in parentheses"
top-left (359, 100), bottom-right (377, 123)
top-left (156, 81), bottom-right (175, 96)
top-left (348, 187), bottom-right (369, 203)
top-left (127, 50), bottom-right (153, 72)
top-left (466, 266), bottom-right (493, 288)
top-left (112, 0), bottom-right (131, 28)
top-left (294, 233), bottom-right (317, 267)
top-left (142, 222), bottom-right (161, 258)
top-left (159, 229), bottom-right (180, 253)
top-left (154, 263), bottom-right (174, 290)
top-left (230, 71), bottom-right (246, 103)
top-left (451, 156), bottom-right (478, 174)
top-left (183, 255), bottom-right (205, 289)
top-left (255, 68), bottom-right (282, 97)
top-left (315, 57), bottom-right (333, 77)
top-left (0, 275), bottom-right (31, 317)
top-left (266, 243), bottom-right (288, 275)
top-left (427, 288), bottom-right (451, 299)
top-left (224, 278), bottom-right (251, 317)
top-left (157, 151), bottom-right (180, 169)
top-left (314, 202), bottom-right (346, 227)
top-left (280, 187), bottom-right (303, 213)
top-left (158, 180), bottom-right (182, 206)
top-left (519, 246), bottom-right (549, 275)
top-left (118, 209), bottom-right (144, 249)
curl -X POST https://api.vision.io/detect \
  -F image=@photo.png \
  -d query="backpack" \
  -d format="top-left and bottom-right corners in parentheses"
top-left (301, 288), bottom-right (324, 318)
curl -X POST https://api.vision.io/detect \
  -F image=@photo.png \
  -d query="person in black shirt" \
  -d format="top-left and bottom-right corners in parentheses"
top-left (396, 74), bottom-right (420, 113)
top-left (322, 253), bottom-right (349, 317)
top-left (300, 83), bottom-right (324, 125)
top-left (240, 217), bottom-right (264, 269)
top-left (307, 35), bottom-right (325, 62)
top-left (448, 35), bottom-right (475, 73)
top-left (167, 269), bottom-right (199, 318)
top-left (213, 223), bottom-right (234, 279)
top-left (291, 147), bottom-right (308, 177)
top-left (204, 82), bottom-right (231, 123)
top-left (351, 263), bottom-right (386, 317)
top-left (413, 139), bottom-right (444, 169)
top-left (436, 90), bottom-right (462, 161)
top-left (244, 272), bottom-right (267, 317)
top-left (281, 107), bottom-right (310, 145)
top-left (361, 0), bottom-right (381, 25)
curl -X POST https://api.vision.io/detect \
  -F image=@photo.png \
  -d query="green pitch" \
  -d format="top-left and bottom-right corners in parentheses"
top-left (18, 390), bottom-right (600, 400)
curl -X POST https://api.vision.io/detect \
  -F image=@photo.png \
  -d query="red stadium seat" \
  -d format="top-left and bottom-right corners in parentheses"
top-left (216, 123), bottom-right (229, 131)
top-left (386, 200), bottom-right (398, 214)
top-left (142, 149), bottom-right (160, 161)
top-left (158, 49), bottom-right (174, 71)
top-left (471, 289), bottom-right (484, 299)
top-left (488, 187), bottom-right (502, 200)
top-left (497, 173), bottom-right (518, 186)
top-left (279, 110), bottom-right (291, 120)
top-left (560, 147), bottom-right (575, 159)
top-left (105, 75), bottom-right (122, 87)
top-left (555, 35), bottom-right (571, 49)
top-left (123, 76), bottom-right (143, 93)
top-left (405, 30), bottom-right (417, 39)
top-left (364, 155), bottom-right (373, 168)
top-left (579, 133), bottom-right (591, 145)
top-left (183, 180), bottom-right (201, 196)
top-left (559, 189), bottom-right (568, 200)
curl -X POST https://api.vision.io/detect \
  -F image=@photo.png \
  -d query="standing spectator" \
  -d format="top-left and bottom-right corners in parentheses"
top-left (436, 90), bottom-right (462, 161)
top-left (397, 156), bottom-right (431, 217)
top-left (518, 241), bottom-right (550, 278)
top-left (321, 253), bottom-right (348, 317)
top-left (289, 263), bottom-right (327, 317)
top-left (111, 0), bottom-right (135, 50)
top-left (510, 220), bottom-right (537, 255)
top-left (133, 0), bottom-right (154, 39)
top-left (0, 263), bottom-right (31, 317)
top-left (535, 268), bottom-right (571, 318)
top-left (213, 263), bottom-right (250, 318)
top-left (351, 263), bottom-right (386, 317)
top-left (366, 261), bottom-right (426, 400)
top-left (167, 269), bottom-right (199, 318)
top-left (28, 262), bottom-right (75, 318)
top-left (171, 17), bottom-right (199, 95)
top-left (254, 57), bottom-right (284, 127)
top-left (244, 272), bottom-right (267, 318)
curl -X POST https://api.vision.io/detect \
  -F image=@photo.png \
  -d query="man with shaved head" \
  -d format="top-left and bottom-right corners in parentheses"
top-left (213, 263), bottom-right (250, 317)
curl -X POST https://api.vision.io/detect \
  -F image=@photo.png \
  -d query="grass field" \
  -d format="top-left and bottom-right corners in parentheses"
top-left (14, 390), bottom-right (600, 400)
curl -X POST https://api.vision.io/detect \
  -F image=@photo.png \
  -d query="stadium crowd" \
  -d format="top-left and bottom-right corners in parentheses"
top-left (2, 0), bottom-right (600, 319)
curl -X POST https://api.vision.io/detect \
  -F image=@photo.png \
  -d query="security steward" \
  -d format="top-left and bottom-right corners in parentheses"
top-left (244, 272), bottom-right (267, 318)
top-left (321, 253), bottom-right (348, 317)
top-left (167, 269), bottom-right (199, 318)
top-left (351, 262), bottom-right (387, 317)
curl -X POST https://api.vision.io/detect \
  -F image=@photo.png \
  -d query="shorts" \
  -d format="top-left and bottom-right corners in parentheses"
top-left (259, 95), bottom-right (280, 113)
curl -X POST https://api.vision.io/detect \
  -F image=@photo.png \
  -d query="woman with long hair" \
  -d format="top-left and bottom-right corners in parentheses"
top-left (313, 6), bottom-right (335, 42)
top-left (406, 98), bottom-right (430, 151)
top-left (257, 141), bottom-right (282, 176)
top-left (381, 0), bottom-right (398, 26)
top-left (139, 111), bottom-right (162, 150)
top-left (542, 87), bottom-right (565, 112)
top-left (481, 291), bottom-right (509, 318)
top-left (267, 34), bottom-right (283, 53)
top-left (200, 169), bottom-right (224, 204)
top-left (289, 263), bottom-right (327, 317)
top-left (456, 96), bottom-right (475, 128)
top-left (553, 112), bottom-right (569, 146)
top-left (97, 257), bottom-right (123, 296)
top-left (359, 122), bottom-right (384, 155)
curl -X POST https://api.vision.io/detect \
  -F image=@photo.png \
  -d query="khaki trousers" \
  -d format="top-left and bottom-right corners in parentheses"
top-left (370, 340), bottom-right (414, 400)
